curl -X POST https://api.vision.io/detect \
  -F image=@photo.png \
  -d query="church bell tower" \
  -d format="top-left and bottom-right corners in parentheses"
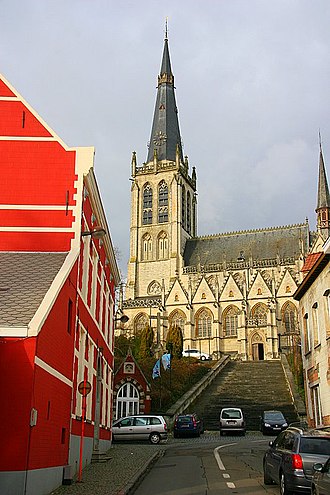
top-left (126, 33), bottom-right (197, 301)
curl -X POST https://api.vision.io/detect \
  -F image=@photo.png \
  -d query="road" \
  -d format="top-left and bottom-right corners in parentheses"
top-left (133, 433), bottom-right (281, 495)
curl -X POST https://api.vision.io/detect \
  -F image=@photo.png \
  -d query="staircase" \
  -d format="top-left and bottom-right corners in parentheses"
top-left (190, 360), bottom-right (299, 430)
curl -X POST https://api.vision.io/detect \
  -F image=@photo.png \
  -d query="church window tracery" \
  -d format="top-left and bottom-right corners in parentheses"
top-left (142, 184), bottom-right (153, 225)
top-left (134, 313), bottom-right (149, 335)
top-left (157, 231), bottom-right (168, 259)
top-left (142, 233), bottom-right (152, 261)
top-left (196, 308), bottom-right (212, 338)
top-left (282, 302), bottom-right (298, 334)
top-left (251, 303), bottom-right (268, 326)
top-left (223, 305), bottom-right (239, 337)
top-left (169, 310), bottom-right (186, 335)
top-left (158, 181), bottom-right (168, 223)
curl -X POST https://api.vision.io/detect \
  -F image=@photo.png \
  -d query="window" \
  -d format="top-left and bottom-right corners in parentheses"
top-left (182, 185), bottom-right (186, 230)
top-left (223, 306), bottom-right (239, 337)
top-left (312, 303), bottom-right (320, 346)
top-left (67, 299), bottom-right (73, 334)
top-left (311, 386), bottom-right (322, 427)
top-left (252, 303), bottom-right (268, 326)
top-left (143, 184), bottom-right (153, 225)
top-left (142, 234), bottom-right (152, 261)
top-left (157, 232), bottom-right (168, 259)
top-left (158, 181), bottom-right (168, 223)
top-left (187, 191), bottom-right (191, 234)
top-left (196, 309), bottom-right (212, 338)
top-left (134, 313), bottom-right (148, 335)
top-left (169, 310), bottom-right (186, 335)
top-left (303, 313), bottom-right (310, 353)
top-left (282, 302), bottom-right (298, 334)
top-left (116, 382), bottom-right (140, 420)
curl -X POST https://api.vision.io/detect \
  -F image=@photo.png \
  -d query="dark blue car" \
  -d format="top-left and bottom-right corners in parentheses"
top-left (173, 413), bottom-right (204, 438)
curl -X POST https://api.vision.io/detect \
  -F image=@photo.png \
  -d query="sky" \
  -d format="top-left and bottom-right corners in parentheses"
top-left (2, 0), bottom-right (330, 277)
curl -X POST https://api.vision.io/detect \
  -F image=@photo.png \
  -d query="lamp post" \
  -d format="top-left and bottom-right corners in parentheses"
top-left (81, 226), bottom-right (106, 238)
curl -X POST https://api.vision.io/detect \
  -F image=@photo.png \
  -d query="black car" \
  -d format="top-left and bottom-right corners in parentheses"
top-left (260, 410), bottom-right (288, 435)
top-left (263, 426), bottom-right (330, 494)
top-left (173, 413), bottom-right (204, 438)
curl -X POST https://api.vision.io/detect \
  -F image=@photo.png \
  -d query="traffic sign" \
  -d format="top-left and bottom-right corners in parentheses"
top-left (78, 380), bottom-right (92, 396)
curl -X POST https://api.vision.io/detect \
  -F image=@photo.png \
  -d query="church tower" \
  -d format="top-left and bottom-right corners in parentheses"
top-left (316, 143), bottom-right (330, 241)
top-left (126, 33), bottom-right (197, 301)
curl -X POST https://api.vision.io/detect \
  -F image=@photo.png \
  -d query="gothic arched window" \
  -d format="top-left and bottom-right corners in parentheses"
top-left (142, 184), bottom-right (152, 225)
top-left (142, 233), bottom-right (152, 261)
top-left (182, 185), bottom-right (186, 230)
top-left (251, 303), bottom-right (268, 326)
top-left (134, 313), bottom-right (148, 335)
top-left (158, 181), bottom-right (168, 223)
top-left (282, 302), bottom-right (298, 334)
top-left (223, 305), bottom-right (239, 337)
top-left (157, 231), bottom-right (168, 260)
top-left (187, 191), bottom-right (191, 234)
top-left (196, 308), bottom-right (212, 338)
top-left (169, 310), bottom-right (186, 336)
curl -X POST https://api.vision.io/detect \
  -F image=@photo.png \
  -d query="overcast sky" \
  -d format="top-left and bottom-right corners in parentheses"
top-left (2, 0), bottom-right (330, 276)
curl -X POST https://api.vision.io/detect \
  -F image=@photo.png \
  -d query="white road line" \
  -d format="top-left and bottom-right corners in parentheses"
top-left (223, 473), bottom-right (230, 478)
top-left (227, 482), bottom-right (236, 488)
top-left (213, 443), bottom-right (237, 470)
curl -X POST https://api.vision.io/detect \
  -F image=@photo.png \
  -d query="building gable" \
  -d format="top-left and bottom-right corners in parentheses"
top-left (248, 271), bottom-right (272, 299)
top-left (219, 273), bottom-right (243, 302)
top-left (192, 276), bottom-right (215, 304)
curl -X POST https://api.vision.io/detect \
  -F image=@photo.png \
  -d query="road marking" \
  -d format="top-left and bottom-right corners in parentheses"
top-left (223, 473), bottom-right (230, 478)
top-left (213, 443), bottom-right (236, 470)
top-left (226, 482), bottom-right (236, 488)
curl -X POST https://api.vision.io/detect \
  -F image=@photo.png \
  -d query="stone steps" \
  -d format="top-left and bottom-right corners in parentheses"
top-left (191, 360), bottom-right (298, 430)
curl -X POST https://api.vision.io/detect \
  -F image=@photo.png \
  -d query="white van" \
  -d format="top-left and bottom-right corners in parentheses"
top-left (219, 407), bottom-right (245, 436)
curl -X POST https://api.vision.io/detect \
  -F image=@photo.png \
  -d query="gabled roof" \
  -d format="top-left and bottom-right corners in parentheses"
top-left (294, 252), bottom-right (330, 300)
top-left (184, 223), bottom-right (309, 267)
top-left (0, 252), bottom-right (67, 327)
top-left (301, 252), bottom-right (323, 273)
top-left (146, 37), bottom-right (183, 163)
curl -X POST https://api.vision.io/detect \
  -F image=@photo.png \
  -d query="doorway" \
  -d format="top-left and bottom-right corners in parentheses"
top-left (252, 342), bottom-right (264, 361)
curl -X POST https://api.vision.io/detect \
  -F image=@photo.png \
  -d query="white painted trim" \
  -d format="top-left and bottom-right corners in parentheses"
top-left (0, 204), bottom-right (72, 210)
top-left (0, 96), bottom-right (18, 100)
top-left (0, 136), bottom-right (56, 141)
top-left (0, 326), bottom-right (28, 337)
top-left (35, 356), bottom-right (73, 387)
top-left (0, 227), bottom-right (74, 233)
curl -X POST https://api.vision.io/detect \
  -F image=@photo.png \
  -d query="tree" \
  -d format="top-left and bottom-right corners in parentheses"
top-left (166, 324), bottom-right (183, 359)
top-left (138, 323), bottom-right (154, 359)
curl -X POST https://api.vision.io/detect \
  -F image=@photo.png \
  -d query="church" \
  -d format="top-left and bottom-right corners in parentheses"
top-left (118, 35), bottom-right (330, 361)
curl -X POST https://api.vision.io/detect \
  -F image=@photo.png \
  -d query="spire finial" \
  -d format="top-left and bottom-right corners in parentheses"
top-left (165, 17), bottom-right (168, 40)
top-left (319, 128), bottom-right (322, 152)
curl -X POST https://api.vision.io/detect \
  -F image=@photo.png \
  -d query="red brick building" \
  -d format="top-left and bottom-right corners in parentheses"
top-left (0, 74), bottom-right (120, 495)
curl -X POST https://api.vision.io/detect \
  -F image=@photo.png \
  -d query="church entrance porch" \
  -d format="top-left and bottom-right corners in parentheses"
top-left (252, 342), bottom-right (264, 360)
top-left (249, 330), bottom-right (266, 361)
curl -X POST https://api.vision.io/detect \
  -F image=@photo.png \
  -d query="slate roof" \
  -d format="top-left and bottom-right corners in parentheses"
top-left (0, 252), bottom-right (67, 327)
top-left (317, 149), bottom-right (330, 209)
top-left (146, 37), bottom-right (183, 163)
top-left (183, 223), bottom-right (309, 267)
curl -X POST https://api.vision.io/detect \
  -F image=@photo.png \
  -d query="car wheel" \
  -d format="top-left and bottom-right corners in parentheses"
top-left (263, 461), bottom-right (273, 485)
top-left (149, 432), bottom-right (160, 445)
top-left (280, 471), bottom-right (292, 495)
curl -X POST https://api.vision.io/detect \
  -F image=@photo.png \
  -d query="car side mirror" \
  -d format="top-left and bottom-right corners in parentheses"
top-left (313, 463), bottom-right (324, 472)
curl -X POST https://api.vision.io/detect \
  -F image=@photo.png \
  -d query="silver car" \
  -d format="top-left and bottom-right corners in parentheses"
top-left (219, 407), bottom-right (246, 436)
top-left (112, 415), bottom-right (168, 444)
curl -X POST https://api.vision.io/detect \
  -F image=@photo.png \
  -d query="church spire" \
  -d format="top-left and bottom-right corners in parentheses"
top-left (146, 32), bottom-right (183, 163)
top-left (316, 136), bottom-right (330, 239)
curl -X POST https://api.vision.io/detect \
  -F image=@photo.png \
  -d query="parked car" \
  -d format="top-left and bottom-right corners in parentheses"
top-left (173, 413), bottom-right (204, 438)
top-left (260, 410), bottom-right (288, 435)
top-left (263, 426), bottom-right (330, 494)
top-left (311, 456), bottom-right (330, 495)
top-left (112, 415), bottom-right (168, 444)
top-left (182, 349), bottom-right (211, 360)
top-left (219, 407), bottom-right (245, 436)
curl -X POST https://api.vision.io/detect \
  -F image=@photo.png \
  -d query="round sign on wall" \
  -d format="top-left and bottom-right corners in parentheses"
top-left (78, 380), bottom-right (92, 396)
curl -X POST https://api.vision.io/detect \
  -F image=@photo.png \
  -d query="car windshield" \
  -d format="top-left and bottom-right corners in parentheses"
top-left (264, 412), bottom-right (285, 421)
top-left (222, 410), bottom-right (241, 419)
top-left (178, 416), bottom-right (192, 424)
top-left (300, 438), bottom-right (330, 455)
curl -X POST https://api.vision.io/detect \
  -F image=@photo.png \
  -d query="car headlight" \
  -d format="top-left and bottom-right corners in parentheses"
top-left (264, 423), bottom-right (271, 427)
top-left (283, 423), bottom-right (288, 427)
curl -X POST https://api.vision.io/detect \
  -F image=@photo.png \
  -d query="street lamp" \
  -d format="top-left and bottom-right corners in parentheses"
top-left (115, 314), bottom-right (129, 324)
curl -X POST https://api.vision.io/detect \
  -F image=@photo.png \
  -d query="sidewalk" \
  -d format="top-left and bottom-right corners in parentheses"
top-left (50, 443), bottom-right (164, 495)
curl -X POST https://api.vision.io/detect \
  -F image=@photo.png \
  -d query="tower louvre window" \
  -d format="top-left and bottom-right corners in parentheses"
top-left (187, 191), bottom-right (191, 234)
top-left (143, 184), bottom-right (153, 225)
top-left (158, 181), bottom-right (168, 223)
top-left (182, 185), bottom-right (186, 230)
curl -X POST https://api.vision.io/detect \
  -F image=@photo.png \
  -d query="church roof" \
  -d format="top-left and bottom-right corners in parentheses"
top-left (183, 223), bottom-right (309, 268)
top-left (316, 148), bottom-right (330, 209)
top-left (0, 252), bottom-right (67, 327)
top-left (146, 37), bottom-right (183, 163)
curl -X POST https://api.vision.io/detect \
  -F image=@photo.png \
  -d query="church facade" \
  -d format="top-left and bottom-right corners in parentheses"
top-left (118, 36), bottom-right (330, 361)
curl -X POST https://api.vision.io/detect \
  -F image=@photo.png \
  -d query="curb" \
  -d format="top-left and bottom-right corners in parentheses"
top-left (115, 449), bottom-right (165, 495)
